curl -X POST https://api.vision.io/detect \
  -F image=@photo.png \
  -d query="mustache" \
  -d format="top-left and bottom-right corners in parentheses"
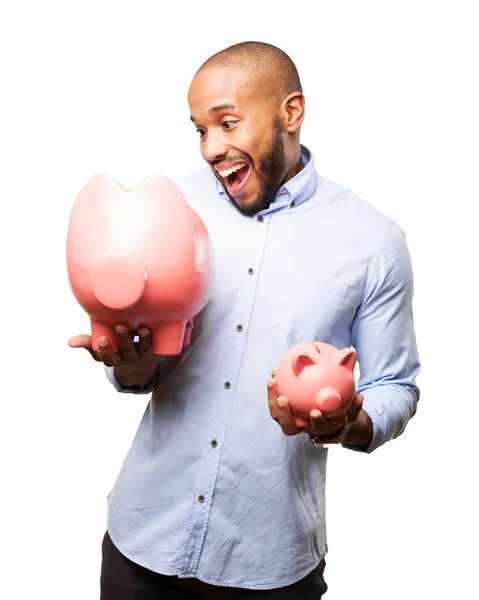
top-left (211, 153), bottom-right (252, 167)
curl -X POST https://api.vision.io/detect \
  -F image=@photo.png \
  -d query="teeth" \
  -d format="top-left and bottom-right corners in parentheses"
top-left (216, 163), bottom-right (247, 177)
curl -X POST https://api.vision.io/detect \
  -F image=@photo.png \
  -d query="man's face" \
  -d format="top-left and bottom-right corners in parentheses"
top-left (188, 67), bottom-right (286, 217)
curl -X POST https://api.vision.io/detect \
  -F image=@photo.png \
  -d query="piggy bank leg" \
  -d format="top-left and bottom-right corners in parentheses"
top-left (182, 320), bottom-right (193, 347)
top-left (91, 320), bottom-right (118, 352)
top-left (293, 415), bottom-right (310, 428)
top-left (152, 321), bottom-right (187, 356)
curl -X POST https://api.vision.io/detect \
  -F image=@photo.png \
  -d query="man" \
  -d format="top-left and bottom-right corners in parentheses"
top-left (69, 41), bottom-right (420, 599)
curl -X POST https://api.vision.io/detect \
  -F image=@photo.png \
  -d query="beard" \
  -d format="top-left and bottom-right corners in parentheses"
top-left (220, 117), bottom-right (285, 217)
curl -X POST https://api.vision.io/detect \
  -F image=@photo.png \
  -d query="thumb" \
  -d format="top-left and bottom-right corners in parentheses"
top-left (68, 334), bottom-right (100, 361)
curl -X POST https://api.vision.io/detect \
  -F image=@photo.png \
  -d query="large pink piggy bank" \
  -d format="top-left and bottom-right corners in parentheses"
top-left (66, 173), bottom-right (212, 355)
top-left (274, 342), bottom-right (357, 427)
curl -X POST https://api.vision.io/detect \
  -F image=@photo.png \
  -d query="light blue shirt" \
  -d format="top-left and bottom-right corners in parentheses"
top-left (105, 146), bottom-right (420, 590)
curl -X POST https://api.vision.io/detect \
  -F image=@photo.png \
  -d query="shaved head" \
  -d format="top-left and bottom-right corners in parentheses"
top-left (195, 41), bottom-right (302, 104)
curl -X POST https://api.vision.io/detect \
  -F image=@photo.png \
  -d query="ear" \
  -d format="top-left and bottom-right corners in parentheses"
top-left (280, 92), bottom-right (305, 133)
top-left (292, 353), bottom-right (316, 376)
top-left (335, 348), bottom-right (356, 371)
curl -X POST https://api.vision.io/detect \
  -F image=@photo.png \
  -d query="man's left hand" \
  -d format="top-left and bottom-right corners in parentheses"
top-left (267, 370), bottom-right (364, 437)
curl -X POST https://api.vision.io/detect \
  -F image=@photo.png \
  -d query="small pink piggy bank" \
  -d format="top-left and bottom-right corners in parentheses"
top-left (274, 342), bottom-right (357, 427)
top-left (66, 173), bottom-right (212, 355)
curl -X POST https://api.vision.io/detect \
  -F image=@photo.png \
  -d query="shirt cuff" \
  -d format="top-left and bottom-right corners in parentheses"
top-left (343, 384), bottom-right (417, 454)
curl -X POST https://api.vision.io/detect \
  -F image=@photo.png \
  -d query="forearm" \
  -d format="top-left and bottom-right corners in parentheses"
top-left (342, 409), bottom-right (373, 448)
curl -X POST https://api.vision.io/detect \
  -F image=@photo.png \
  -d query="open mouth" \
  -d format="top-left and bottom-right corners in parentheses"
top-left (216, 162), bottom-right (251, 195)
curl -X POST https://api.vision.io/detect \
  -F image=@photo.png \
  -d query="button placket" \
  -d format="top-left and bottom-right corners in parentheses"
top-left (181, 199), bottom-right (272, 577)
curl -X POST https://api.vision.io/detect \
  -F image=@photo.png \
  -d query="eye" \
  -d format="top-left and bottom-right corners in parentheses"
top-left (197, 128), bottom-right (207, 137)
top-left (222, 121), bottom-right (237, 130)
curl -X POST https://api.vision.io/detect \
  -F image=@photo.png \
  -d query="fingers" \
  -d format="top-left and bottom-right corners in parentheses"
top-left (68, 334), bottom-right (92, 349)
top-left (68, 334), bottom-right (101, 362)
top-left (69, 325), bottom-right (157, 370)
top-left (267, 377), bottom-right (280, 420)
top-left (68, 331), bottom-right (123, 367)
top-left (330, 412), bottom-right (348, 426)
top-left (345, 393), bottom-right (364, 423)
top-left (354, 393), bottom-right (364, 408)
top-left (320, 394), bottom-right (364, 428)
top-left (116, 325), bottom-right (140, 362)
top-left (96, 336), bottom-right (121, 367)
top-left (310, 409), bottom-right (333, 432)
top-left (137, 327), bottom-right (153, 356)
top-left (267, 377), bottom-right (300, 436)
top-left (276, 397), bottom-right (300, 435)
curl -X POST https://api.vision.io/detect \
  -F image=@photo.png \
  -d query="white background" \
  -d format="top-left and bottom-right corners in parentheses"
top-left (1, 1), bottom-right (477, 598)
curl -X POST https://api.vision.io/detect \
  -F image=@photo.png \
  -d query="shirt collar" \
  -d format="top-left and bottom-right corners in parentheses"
top-left (275, 144), bottom-right (318, 208)
top-left (215, 144), bottom-right (319, 210)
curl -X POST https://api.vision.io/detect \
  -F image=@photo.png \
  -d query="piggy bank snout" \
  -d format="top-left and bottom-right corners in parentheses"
top-left (316, 387), bottom-right (342, 413)
top-left (90, 250), bottom-right (146, 310)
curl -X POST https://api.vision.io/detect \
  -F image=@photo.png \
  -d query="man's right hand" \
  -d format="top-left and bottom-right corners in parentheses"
top-left (68, 324), bottom-right (161, 388)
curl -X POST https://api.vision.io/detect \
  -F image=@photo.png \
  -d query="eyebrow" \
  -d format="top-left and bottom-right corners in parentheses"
top-left (210, 103), bottom-right (236, 113)
top-left (190, 103), bottom-right (237, 122)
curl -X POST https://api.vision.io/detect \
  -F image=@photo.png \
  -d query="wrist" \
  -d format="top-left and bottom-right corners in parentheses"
top-left (309, 422), bottom-right (350, 446)
top-left (115, 363), bottom-right (159, 388)
top-left (308, 409), bottom-right (374, 448)
top-left (341, 410), bottom-right (373, 447)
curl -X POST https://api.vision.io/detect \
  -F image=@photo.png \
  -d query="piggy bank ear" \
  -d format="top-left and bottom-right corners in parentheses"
top-left (335, 348), bottom-right (356, 371)
top-left (292, 353), bottom-right (316, 376)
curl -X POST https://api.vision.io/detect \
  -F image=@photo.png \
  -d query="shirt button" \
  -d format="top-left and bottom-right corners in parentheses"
top-left (198, 495), bottom-right (205, 503)
top-left (257, 215), bottom-right (264, 222)
top-left (224, 381), bottom-right (231, 389)
top-left (211, 439), bottom-right (218, 448)
top-left (236, 324), bottom-right (243, 332)
top-left (291, 200), bottom-right (296, 207)
top-left (248, 268), bottom-right (254, 275)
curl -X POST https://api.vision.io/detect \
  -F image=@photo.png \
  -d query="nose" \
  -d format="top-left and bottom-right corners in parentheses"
top-left (202, 130), bottom-right (229, 162)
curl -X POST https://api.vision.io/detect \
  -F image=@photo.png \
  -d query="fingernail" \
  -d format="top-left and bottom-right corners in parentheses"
top-left (267, 378), bottom-right (274, 387)
top-left (311, 410), bottom-right (321, 419)
top-left (118, 328), bottom-right (127, 336)
top-left (278, 397), bottom-right (286, 407)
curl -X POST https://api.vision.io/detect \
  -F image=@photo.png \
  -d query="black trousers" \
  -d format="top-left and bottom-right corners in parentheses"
top-left (100, 531), bottom-right (328, 599)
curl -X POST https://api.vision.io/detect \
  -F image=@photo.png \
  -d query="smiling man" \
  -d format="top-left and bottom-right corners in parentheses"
top-left (70, 41), bottom-right (420, 599)
top-left (188, 53), bottom-right (304, 217)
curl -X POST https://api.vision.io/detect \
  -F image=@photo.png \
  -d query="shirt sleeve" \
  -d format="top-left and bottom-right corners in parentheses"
top-left (347, 221), bottom-right (421, 453)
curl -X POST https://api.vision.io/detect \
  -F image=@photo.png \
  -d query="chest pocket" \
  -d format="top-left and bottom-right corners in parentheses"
top-left (265, 276), bottom-right (348, 345)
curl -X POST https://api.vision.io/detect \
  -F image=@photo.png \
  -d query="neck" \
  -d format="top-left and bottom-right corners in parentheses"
top-left (281, 145), bottom-right (304, 186)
